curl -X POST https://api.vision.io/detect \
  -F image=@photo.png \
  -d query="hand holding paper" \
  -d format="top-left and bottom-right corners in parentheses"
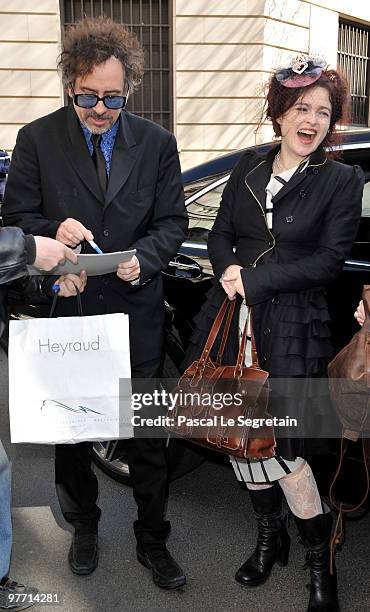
top-left (117, 255), bottom-right (140, 282)
top-left (33, 237), bottom-right (77, 270)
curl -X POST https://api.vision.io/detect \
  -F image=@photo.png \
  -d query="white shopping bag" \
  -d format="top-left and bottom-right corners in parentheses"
top-left (8, 313), bottom-right (133, 444)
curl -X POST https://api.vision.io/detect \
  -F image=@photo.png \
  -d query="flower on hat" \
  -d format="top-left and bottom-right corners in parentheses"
top-left (275, 54), bottom-right (327, 88)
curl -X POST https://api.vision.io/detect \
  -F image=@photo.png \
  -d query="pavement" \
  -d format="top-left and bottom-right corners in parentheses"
top-left (0, 348), bottom-right (369, 612)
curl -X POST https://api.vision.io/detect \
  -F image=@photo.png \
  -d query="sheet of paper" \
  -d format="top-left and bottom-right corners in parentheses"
top-left (27, 249), bottom-right (136, 277)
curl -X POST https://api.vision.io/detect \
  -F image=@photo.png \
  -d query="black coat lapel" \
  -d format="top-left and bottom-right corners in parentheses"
top-left (105, 111), bottom-right (141, 208)
top-left (272, 147), bottom-right (327, 204)
top-left (65, 105), bottom-right (103, 202)
top-left (244, 155), bottom-right (273, 211)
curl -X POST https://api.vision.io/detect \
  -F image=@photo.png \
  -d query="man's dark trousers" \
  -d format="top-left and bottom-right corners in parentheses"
top-left (55, 357), bottom-right (171, 545)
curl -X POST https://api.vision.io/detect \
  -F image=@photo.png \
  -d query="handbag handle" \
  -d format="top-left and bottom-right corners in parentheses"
top-left (234, 308), bottom-right (260, 377)
top-left (329, 436), bottom-right (370, 573)
top-left (197, 298), bottom-right (234, 371)
top-left (215, 299), bottom-right (237, 365)
top-left (49, 287), bottom-right (83, 318)
top-left (196, 298), bottom-right (260, 378)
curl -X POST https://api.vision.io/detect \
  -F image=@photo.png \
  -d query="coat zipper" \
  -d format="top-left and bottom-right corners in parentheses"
top-left (244, 164), bottom-right (276, 267)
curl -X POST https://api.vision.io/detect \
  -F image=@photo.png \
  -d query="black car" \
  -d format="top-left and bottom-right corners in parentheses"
top-left (94, 130), bottom-right (370, 507)
top-left (0, 149), bottom-right (10, 204)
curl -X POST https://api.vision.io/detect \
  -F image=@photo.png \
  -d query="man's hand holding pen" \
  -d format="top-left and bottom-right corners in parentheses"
top-left (55, 216), bottom-right (139, 283)
top-left (56, 217), bottom-right (94, 247)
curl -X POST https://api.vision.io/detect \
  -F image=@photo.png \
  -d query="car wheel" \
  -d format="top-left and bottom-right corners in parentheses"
top-left (92, 354), bottom-right (181, 485)
top-left (92, 439), bottom-right (132, 485)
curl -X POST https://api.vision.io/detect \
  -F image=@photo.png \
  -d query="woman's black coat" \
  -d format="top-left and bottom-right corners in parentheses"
top-left (185, 145), bottom-right (364, 456)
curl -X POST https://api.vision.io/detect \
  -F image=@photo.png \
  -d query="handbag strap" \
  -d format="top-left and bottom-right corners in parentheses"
top-left (234, 308), bottom-right (260, 377)
top-left (329, 435), bottom-right (370, 573)
top-left (215, 299), bottom-right (236, 365)
top-left (197, 298), bottom-right (233, 370)
top-left (197, 296), bottom-right (261, 378)
top-left (329, 435), bottom-right (370, 515)
top-left (49, 287), bottom-right (83, 318)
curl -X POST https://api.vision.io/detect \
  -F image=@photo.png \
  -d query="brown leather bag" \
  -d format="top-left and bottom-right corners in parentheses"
top-left (328, 284), bottom-right (370, 442)
top-left (327, 285), bottom-right (370, 567)
top-left (165, 298), bottom-right (276, 460)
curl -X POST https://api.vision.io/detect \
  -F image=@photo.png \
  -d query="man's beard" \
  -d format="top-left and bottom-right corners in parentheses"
top-left (82, 111), bottom-right (114, 134)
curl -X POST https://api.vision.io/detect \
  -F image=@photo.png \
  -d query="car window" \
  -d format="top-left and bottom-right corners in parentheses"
top-left (184, 174), bottom-right (227, 199)
top-left (186, 180), bottom-right (227, 241)
top-left (362, 179), bottom-right (370, 217)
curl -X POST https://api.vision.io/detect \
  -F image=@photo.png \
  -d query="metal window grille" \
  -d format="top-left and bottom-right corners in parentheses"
top-left (60, 1), bottom-right (173, 130)
top-left (338, 20), bottom-right (370, 126)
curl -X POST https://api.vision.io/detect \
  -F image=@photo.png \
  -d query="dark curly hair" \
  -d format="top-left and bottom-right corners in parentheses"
top-left (57, 17), bottom-right (145, 91)
top-left (265, 69), bottom-right (351, 152)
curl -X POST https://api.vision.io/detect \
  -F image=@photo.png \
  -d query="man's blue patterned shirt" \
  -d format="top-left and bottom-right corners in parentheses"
top-left (80, 117), bottom-right (120, 176)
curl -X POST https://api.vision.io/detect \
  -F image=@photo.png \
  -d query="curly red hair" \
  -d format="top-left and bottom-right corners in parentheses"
top-left (265, 69), bottom-right (351, 152)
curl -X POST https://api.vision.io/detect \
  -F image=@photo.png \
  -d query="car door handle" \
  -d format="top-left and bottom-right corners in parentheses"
top-left (163, 255), bottom-right (202, 279)
top-left (168, 260), bottom-right (201, 271)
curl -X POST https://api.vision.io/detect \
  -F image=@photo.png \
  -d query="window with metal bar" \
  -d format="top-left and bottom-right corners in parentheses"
top-left (338, 19), bottom-right (370, 126)
top-left (60, 0), bottom-right (173, 130)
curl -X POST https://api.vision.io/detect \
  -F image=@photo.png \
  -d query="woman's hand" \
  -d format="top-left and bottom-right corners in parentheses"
top-left (221, 265), bottom-right (244, 300)
top-left (354, 299), bottom-right (365, 326)
top-left (54, 271), bottom-right (87, 297)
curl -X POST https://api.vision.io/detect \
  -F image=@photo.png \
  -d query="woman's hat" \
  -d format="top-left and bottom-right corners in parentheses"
top-left (275, 54), bottom-right (327, 88)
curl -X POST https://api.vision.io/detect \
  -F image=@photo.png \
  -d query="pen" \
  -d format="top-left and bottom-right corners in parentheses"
top-left (52, 283), bottom-right (60, 293)
top-left (87, 240), bottom-right (104, 254)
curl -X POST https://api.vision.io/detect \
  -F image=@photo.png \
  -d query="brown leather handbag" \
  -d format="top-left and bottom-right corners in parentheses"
top-left (328, 284), bottom-right (370, 442)
top-left (165, 298), bottom-right (276, 460)
top-left (327, 285), bottom-right (370, 566)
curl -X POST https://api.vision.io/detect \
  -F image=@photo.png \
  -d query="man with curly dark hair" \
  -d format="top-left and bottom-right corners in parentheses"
top-left (3, 17), bottom-right (188, 590)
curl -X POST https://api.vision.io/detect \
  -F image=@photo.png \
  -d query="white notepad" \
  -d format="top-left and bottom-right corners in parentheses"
top-left (27, 249), bottom-right (136, 277)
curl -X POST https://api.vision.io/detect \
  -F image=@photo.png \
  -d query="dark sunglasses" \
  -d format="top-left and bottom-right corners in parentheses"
top-left (73, 92), bottom-right (127, 110)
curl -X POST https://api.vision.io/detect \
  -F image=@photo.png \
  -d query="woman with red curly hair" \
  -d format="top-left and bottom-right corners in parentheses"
top-left (185, 56), bottom-right (364, 611)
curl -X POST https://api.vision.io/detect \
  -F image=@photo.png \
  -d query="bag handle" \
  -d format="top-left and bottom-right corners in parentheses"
top-left (197, 298), bottom-right (234, 371)
top-left (329, 435), bottom-right (370, 573)
top-left (49, 287), bottom-right (83, 318)
top-left (196, 298), bottom-right (261, 379)
top-left (329, 435), bottom-right (370, 515)
top-left (234, 308), bottom-right (260, 378)
top-left (215, 299), bottom-right (236, 365)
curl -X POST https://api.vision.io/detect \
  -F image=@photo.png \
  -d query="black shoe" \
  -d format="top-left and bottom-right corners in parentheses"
top-left (68, 532), bottom-right (99, 575)
top-left (136, 544), bottom-right (186, 589)
top-left (0, 577), bottom-right (38, 610)
top-left (235, 485), bottom-right (290, 587)
top-left (295, 513), bottom-right (340, 612)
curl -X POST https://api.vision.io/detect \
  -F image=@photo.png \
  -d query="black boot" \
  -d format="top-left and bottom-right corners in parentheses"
top-left (235, 484), bottom-right (290, 587)
top-left (295, 512), bottom-right (340, 612)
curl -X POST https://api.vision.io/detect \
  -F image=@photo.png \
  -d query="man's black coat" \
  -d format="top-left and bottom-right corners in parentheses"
top-left (3, 106), bottom-right (188, 369)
